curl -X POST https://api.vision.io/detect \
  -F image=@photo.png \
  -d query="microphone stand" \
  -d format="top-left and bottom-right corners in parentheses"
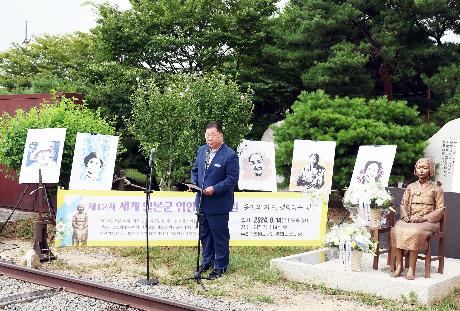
top-left (184, 148), bottom-right (212, 288)
top-left (137, 150), bottom-right (159, 286)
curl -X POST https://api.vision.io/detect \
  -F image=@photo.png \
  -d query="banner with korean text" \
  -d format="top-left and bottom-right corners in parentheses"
top-left (55, 190), bottom-right (328, 247)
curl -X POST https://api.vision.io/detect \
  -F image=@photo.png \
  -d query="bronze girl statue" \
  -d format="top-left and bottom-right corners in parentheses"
top-left (391, 158), bottom-right (445, 280)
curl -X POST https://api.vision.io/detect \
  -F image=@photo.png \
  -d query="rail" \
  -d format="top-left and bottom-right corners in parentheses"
top-left (0, 261), bottom-right (208, 311)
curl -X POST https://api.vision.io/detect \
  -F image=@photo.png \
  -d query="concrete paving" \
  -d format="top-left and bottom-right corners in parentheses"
top-left (0, 208), bottom-right (36, 223)
top-left (270, 248), bottom-right (460, 304)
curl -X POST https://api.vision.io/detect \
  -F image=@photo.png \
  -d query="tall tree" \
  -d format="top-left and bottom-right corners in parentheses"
top-left (92, 0), bottom-right (277, 73)
top-left (266, 0), bottom-right (460, 103)
top-left (91, 0), bottom-right (277, 139)
top-left (0, 33), bottom-right (93, 92)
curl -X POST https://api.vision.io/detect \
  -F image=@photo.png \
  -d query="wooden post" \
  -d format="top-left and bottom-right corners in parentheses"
top-left (33, 169), bottom-right (55, 262)
top-left (118, 169), bottom-right (126, 191)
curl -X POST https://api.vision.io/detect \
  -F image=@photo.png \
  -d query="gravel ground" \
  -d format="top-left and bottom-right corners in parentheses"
top-left (0, 275), bottom-right (137, 311)
top-left (0, 272), bottom-right (386, 311)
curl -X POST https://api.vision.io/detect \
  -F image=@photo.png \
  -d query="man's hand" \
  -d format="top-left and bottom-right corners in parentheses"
top-left (202, 186), bottom-right (215, 196)
top-left (402, 216), bottom-right (410, 222)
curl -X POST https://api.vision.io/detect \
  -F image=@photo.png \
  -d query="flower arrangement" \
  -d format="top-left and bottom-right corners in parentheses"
top-left (324, 223), bottom-right (378, 255)
top-left (343, 183), bottom-right (395, 212)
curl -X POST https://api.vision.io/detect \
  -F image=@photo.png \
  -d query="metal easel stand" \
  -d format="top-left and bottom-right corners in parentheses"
top-left (0, 185), bottom-right (30, 237)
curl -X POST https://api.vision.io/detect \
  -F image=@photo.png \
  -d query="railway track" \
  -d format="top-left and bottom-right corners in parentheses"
top-left (0, 261), bottom-right (208, 311)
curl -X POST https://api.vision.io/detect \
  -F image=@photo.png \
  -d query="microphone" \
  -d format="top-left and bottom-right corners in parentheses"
top-left (148, 148), bottom-right (155, 168)
top-left (205, 148), bottom-right (211, 171)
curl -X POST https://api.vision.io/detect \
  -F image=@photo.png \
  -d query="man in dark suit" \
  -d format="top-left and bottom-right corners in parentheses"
top-left (191, 122), bottom-right (239, 279)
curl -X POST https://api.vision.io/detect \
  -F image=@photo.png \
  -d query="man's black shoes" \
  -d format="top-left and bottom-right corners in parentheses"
top-left (197, 262), bottom-right (214, 274)
top-left (208, 267), bottom-right (227, 280)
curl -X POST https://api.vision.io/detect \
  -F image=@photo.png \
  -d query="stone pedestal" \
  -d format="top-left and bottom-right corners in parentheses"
top-left (270, 249), bottom-right (460, 304)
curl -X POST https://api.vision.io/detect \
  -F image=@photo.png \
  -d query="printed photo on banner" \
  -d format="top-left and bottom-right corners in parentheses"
top-left (237, 140), bottom-right (277, 192)
top-left (451, 141), bottom-right (460, 193)
top-left (55, 195), bottom-right (90, 247)
top-left (349, 145), bottom-right (397, 188)
top-left (69, 133), bottom-right (119, 190)
top-left (19, 128), bottom-right (67, 184)
top-left (289, 140), bottom-right (336, 193)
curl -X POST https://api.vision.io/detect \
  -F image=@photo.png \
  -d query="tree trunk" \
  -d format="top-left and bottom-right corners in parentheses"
top-left (379, 62), bottom-right (393, 101)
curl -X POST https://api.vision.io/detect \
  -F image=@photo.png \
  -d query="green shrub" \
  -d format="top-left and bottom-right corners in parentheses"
top-left (128, 73), bottom-right (253, 190)
top-left (124, 168), bottom-right (146, 184)
top-left (274, 90), bottom-right (438, 190)
top-left (0, 95), bottom-right (119, 188)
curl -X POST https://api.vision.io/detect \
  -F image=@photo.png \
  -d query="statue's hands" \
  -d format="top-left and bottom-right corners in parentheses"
top-left (410, 216), bottom-right (426, 223)
top-left (402, 216), bottom-right (410, 222)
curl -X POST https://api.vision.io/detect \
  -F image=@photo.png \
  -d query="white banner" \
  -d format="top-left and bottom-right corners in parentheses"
top-left (55, 190), bottom-right (328, 247)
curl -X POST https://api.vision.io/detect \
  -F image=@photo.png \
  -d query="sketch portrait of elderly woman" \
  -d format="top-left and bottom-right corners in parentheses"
top-left (25, 141), bottom-right (60, 169)
top-left (357, 160), bottom-right (384, 185)
top-left (19, 128), bottom-right (67, 184)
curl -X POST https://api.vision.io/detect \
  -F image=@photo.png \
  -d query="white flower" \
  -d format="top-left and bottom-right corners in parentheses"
top-left (324, 222), bottom-right (377, 254)
top-left (344, 184), bottom-right (393, 209)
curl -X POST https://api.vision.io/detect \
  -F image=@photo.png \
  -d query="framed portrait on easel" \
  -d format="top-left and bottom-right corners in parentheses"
top-left (349, 145), bottom-right (397, 188)
top-left (289, 140), bottom-right (336, 193)
top-left (68, 133), bottom-right (119, 190)
top-left (19, 128), bottom-right (67, 184)
top-left (237, 140), bottom-right (277, 192)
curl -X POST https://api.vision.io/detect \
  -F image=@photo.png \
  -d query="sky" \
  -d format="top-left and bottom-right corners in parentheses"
top-left (0, 0), bottom-right (131, 51)
top-left (0, 0), bottom-right (457, 52)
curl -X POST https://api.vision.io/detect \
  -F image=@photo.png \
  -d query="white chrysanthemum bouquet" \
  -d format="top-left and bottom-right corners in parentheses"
top-left (324, 223), bottom-right (378, 255)
top-left (343, 183), bottom-right (395, 212)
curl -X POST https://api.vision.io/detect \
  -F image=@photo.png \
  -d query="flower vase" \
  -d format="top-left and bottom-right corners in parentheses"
top-left (357, 206), bottom-right (385, 227)
top-left (351, 250), bottom-right (363, 272)
top-left (369, 208), bottom-right (385, 227)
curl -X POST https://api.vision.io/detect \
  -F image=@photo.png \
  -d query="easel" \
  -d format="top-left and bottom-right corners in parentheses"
top-left (31, 169), bottom-right (56, 262)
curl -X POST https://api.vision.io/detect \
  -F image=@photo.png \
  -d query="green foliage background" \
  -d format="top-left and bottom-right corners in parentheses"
top-left (274, 90), bottom-right (439, 190)
top-left (0, 0), bottom-right (458, 186)
top-left (0, 96), bottom-right (119, 188)
top-left (128, 73), bottom-right (253, 190)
